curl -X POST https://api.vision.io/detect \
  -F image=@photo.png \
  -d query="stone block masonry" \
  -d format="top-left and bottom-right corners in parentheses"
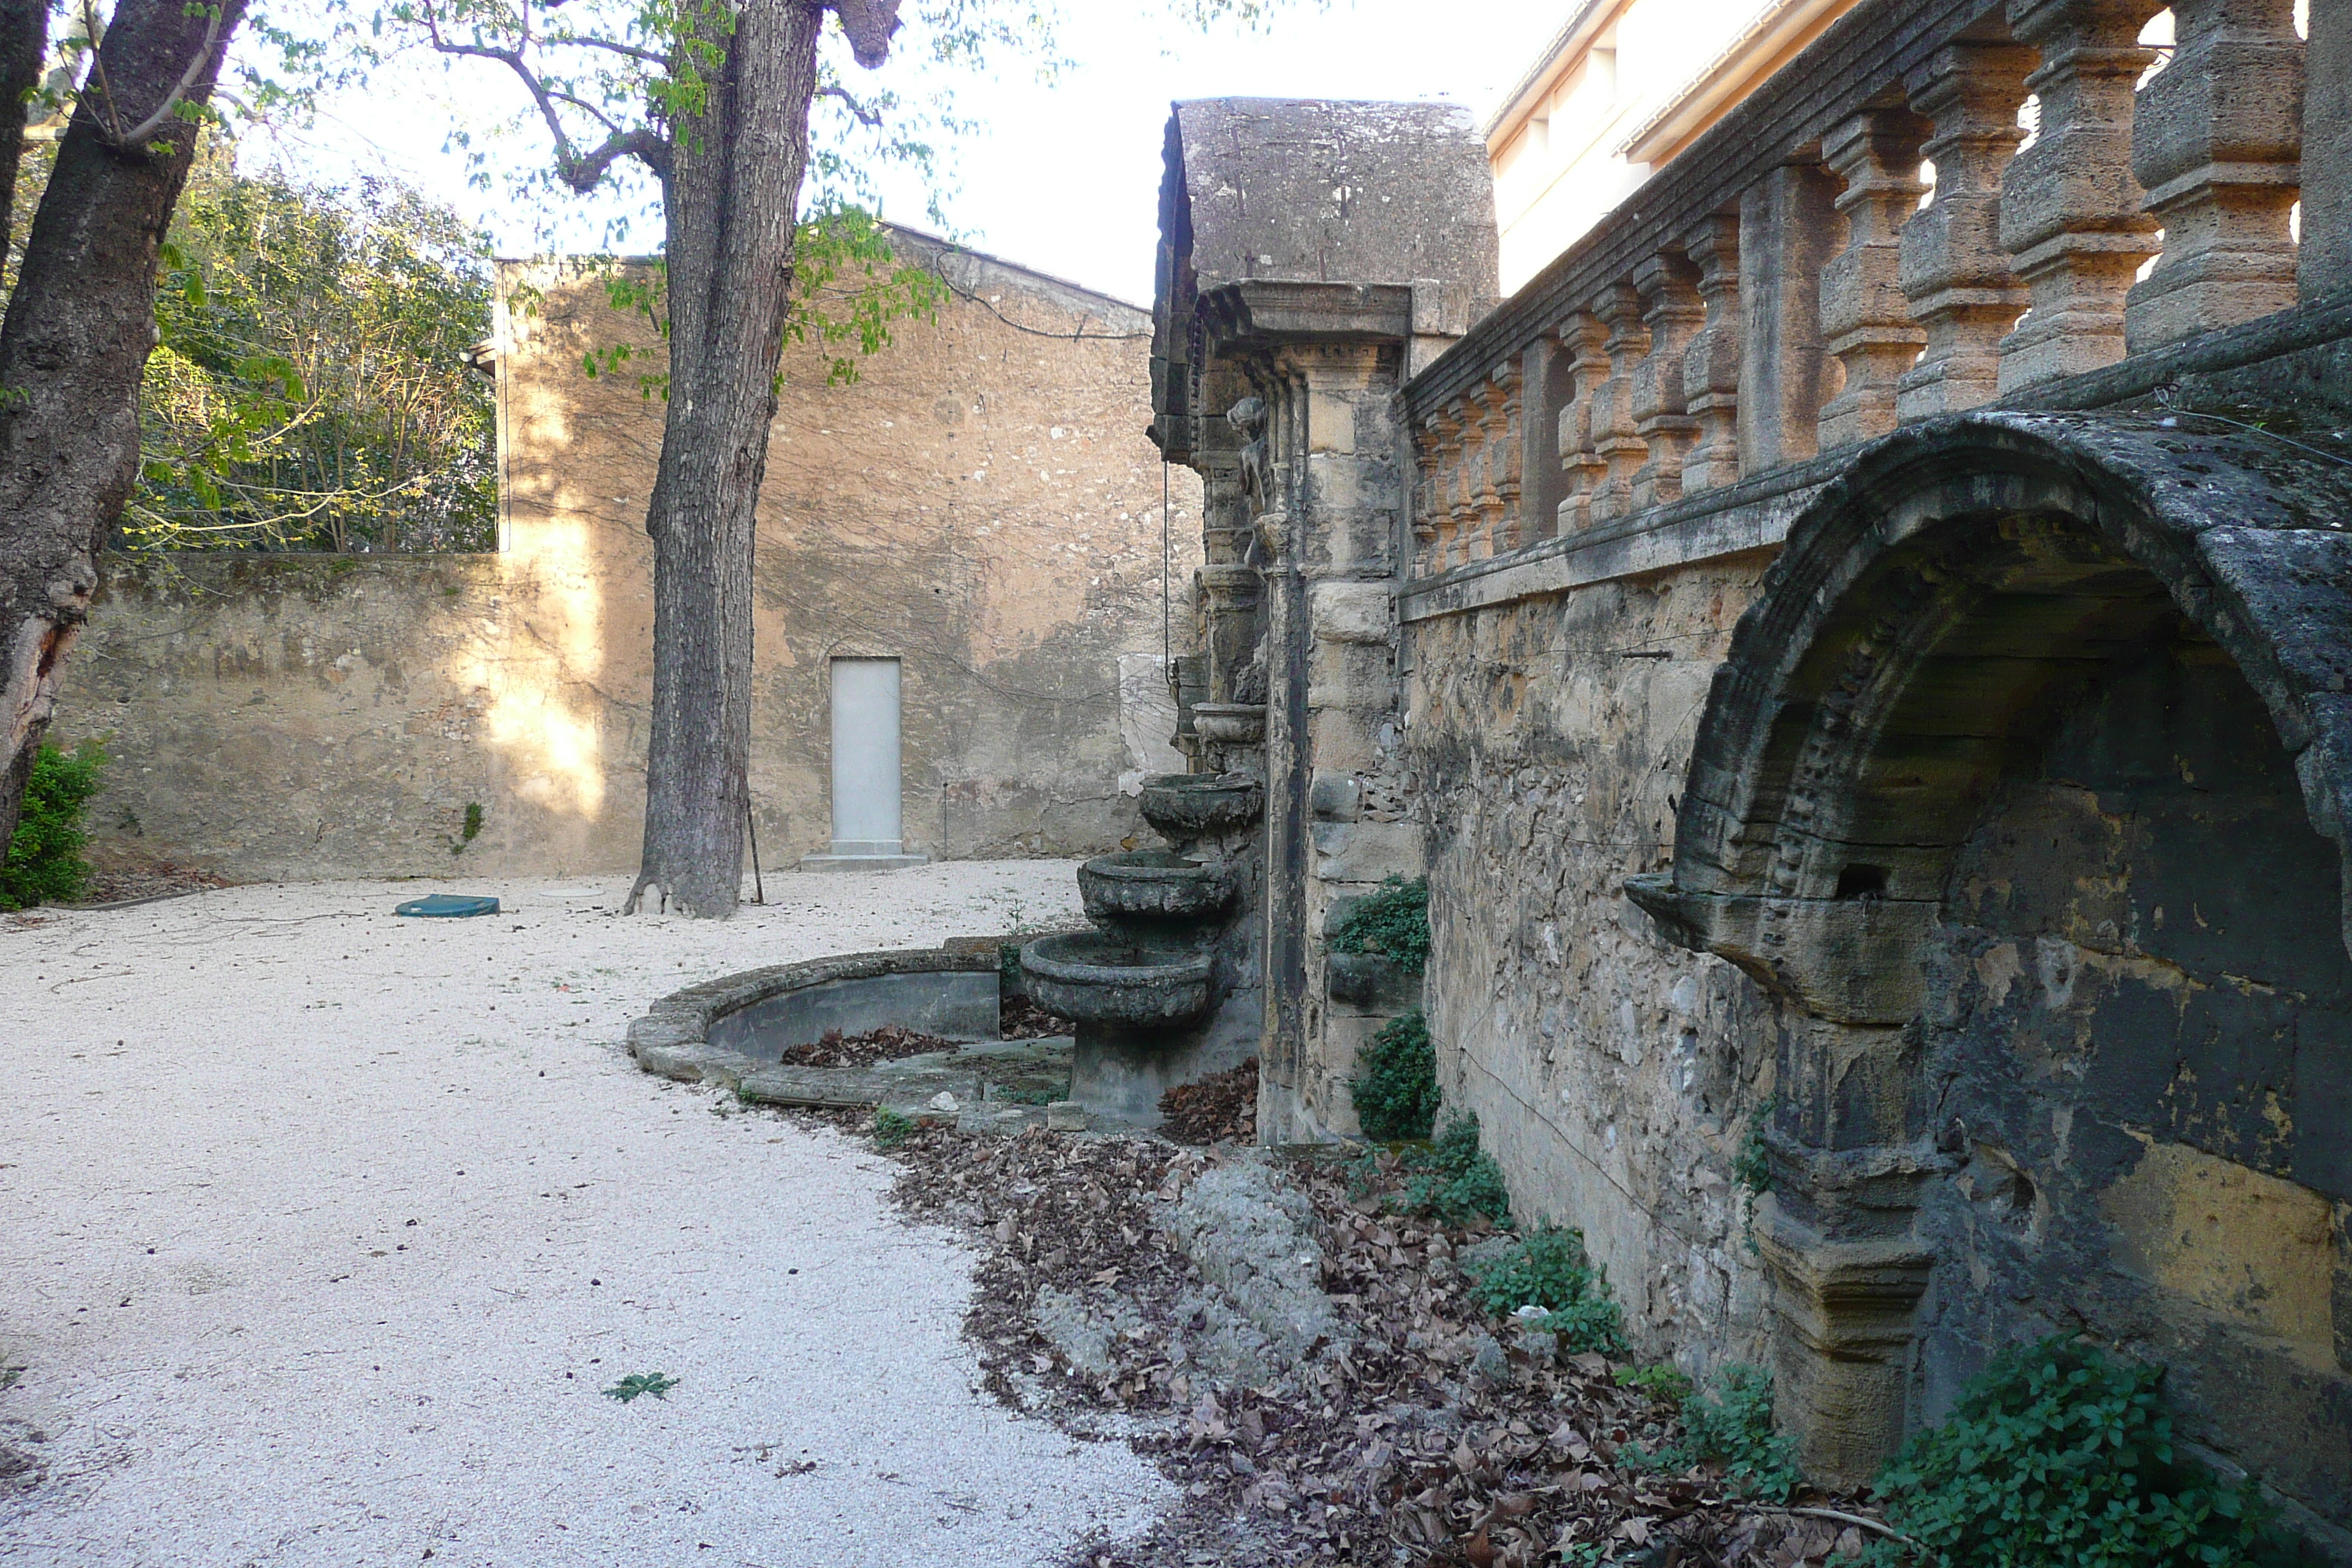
top-left (54, 232), bottom-right (1202, 882)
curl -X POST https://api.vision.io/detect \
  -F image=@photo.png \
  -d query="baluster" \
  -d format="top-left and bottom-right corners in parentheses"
top-left (1820, 106), bottom-right (1931, 448)
top-left (1900, 39), bottom-right (2035, 418)
top-left (1556, 311), bottom-right (1610, 534)
top-left (1430, 407), bottom-right (1465, 570)
top-left (1739, 158), bottom-right (1842, 470)
top-left (1680, 215), bottom-right (1743, 494)
top-left (1488, 369), bottom-right (1525, 553)
top-left (2303, 0), bottom-right (2351, 300)
top-left (2125, 0), bottom-right (2304, 349)
top-left (1445, 399), bottom-right (1480, 568)
top-left (1997, 0), bottom-right (2165, 391)
top-left (1630, 252), bottom-right (1703, 510)
top-left (1411, 424), bottom-right (1440, 574)
top-left (1591, 283), bottom-right (1651, 522)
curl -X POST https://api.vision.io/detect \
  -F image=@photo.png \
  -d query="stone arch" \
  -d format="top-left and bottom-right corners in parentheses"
top-left (1627, 411), bottom-right (2352, 1519)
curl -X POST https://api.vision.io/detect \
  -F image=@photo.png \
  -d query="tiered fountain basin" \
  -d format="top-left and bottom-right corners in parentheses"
top-left (1137, 772), bottom-right (1262, 836)
top-left (1018, 932), bottom-right (1215, 1027)
top-left (1077, 849), bottom-right (1237, 924)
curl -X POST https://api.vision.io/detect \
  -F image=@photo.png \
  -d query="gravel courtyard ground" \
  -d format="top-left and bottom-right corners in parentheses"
top-left (0, 864), bottom-right (1166, 1568)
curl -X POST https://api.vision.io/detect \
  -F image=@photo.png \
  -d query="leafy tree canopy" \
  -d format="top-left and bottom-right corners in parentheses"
top-left (137, 146), bottom-right (500, 551)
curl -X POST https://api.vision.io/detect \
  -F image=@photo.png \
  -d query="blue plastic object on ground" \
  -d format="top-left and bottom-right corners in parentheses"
top-left (394, 894), bottom-right (501, 918)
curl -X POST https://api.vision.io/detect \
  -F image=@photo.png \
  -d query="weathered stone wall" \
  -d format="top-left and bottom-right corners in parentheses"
top-left (56, 236), bottom-right (1202, 881)
top-left (1403, 556), bottom-right (1779, 1372)
top-left (1915, 612), bottom-right (2352, 1531)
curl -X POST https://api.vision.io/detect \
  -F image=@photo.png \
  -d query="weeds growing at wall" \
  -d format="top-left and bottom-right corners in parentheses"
top-left (872, 1108), bottom-right (917, 1150)
top-left (1622, 1362), bottom-right (1695, 1410)
top-left (1349, 1008), bottom-right (1440, 1140)
top-left (1330, 875), bottom-right (1431, 969)
top-left (1465, 1224), bottom-right (1626, 1354)
top-left (1867, 1336), bottom-right (2304, 1568)
top-left (1390, 1113), bottom-right (1512, 1228)
top-left (1, 742), bottom-right (106, 910)
top-left (1627, 1363), bottom-right (1802, 1503)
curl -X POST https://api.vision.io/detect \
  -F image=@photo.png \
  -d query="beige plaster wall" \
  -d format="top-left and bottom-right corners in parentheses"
top-left (56, 237), bottom-right (1203, 883)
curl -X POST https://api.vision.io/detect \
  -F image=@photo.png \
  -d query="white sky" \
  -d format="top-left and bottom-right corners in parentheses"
top-left (257, 1), bottom-right (1567, 306)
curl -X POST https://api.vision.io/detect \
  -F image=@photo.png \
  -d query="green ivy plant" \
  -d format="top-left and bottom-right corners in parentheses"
top-left (872, 1108), bottom-right (918, 1150)
top-left (1868, 1336), bottom-right (2305, 1568)
top-left (1464, 1224), bottom-right (1626, 1355)
top-left (1625, 1363), bottom-right (1802, 1502)
top-left (1391, 1114), bottom-right (1512, 1229)
top-left (1349, 1009), bottom-right (1440, 1140)
top-left (1, 742), bottom-right (107, 911)
top-left (1330, 875), bottom-right (1431, 969)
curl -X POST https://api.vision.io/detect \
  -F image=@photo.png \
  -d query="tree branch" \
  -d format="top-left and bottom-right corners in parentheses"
top-left (109, 0), bottom-right (228, 149)
top-left (815, 81), bottom-right (881, 128)
top-left (550, 34), bottom-right (668, 67)
top-left (418, 2), bottom-right (668, 187)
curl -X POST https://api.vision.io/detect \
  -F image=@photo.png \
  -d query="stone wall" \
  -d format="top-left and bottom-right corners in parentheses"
top-left (1403, 554), bottom-right (1779, 1368)
top-left (56, 234), bottom-right (1202, 882)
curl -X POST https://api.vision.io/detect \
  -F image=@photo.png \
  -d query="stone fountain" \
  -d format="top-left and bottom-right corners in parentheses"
top-left (1019, 772), bottom-right (1264, 1125)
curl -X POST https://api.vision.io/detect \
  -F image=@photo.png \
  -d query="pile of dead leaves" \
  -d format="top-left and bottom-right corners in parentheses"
top-left (1001, 995), bottom-right (1077, 1039)
top-left (76, 859), bottom-right (228, 905)
top-left (1158, 1058), bottom-right (1258, 1145)
top-left (779, 1025), bottom-right (957, 1069)
top-left (871, 1120), bottom-right (1891, 1567)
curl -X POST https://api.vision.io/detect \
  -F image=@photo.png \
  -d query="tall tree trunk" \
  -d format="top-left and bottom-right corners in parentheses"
top-left (624, 0), bottom-right (827, 916)
top-left (0, 0), bottom-right (244, 856)
top-left (0, 0), bottom-right (46, 261)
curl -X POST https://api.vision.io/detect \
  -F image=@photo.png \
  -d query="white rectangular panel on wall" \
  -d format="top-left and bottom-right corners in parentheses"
top-left (829, 657), bottom-right (904, 854)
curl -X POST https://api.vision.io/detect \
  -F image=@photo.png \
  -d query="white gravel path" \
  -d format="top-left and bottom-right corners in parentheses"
top-left (0, 864), bottom-right (1166, 1567)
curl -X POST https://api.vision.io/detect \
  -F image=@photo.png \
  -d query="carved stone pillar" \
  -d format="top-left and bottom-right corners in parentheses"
top-left (1484, 370), bottom-right (1524, 554)
top-left (1591, 283), bottom-right (1651, 523)
top-left (2303, 0), bottom-right (2352, 300)
top-left (1519, 336), bottom-right (1574, 542)
top-left (1451, 398), bottom-right (1490, 565)
top-left (1630, 252), bottom-right (1703, 512)
top-left (1410, 425), bottom-right (1441, 573)
top-left (1899, 40), bottom-right (2034, 418)
top-left (1756, 1196), bottom-right (1936, 1489)
top-left (1556, 311), bottom-right (1610, 534)
top-left (1739, 158), bottom-right (1842, 471)
top-left (1996, 0), bottom-right (2165, 391)
top-left (1431, 405), bottom-right (1466, 571)
top-left (1680, 216), bottom-right (1743, 494)
top-left (2125, 0), bottom-right (2304, 350)
top-left (1820, 108), bottom-right (1931, 449)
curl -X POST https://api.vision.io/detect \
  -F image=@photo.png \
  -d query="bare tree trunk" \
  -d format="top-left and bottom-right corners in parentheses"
top-left (0, 0), bottom-right (45, 261)
top-left (624, 0), bottom-right (827, 917)
top-left (0, 0), bottom-right (244, 855)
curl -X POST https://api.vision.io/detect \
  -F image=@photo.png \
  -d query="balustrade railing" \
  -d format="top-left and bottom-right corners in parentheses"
top-left (1407, 0), bottom-right (2347, 578)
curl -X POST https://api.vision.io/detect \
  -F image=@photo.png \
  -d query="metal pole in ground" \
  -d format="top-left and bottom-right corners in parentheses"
top-left (745, 797), bottom-right (766, 905)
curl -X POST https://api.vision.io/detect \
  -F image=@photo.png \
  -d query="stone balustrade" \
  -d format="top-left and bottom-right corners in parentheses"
top-left (1406, 0), bottom-right (2348, 578)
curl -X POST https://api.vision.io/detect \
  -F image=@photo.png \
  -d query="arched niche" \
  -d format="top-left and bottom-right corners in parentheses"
top-left (1628, 412), bottom-right (2352, 1524)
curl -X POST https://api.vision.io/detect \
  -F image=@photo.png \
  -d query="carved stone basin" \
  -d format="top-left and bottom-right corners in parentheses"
top-left (1019, 932), bottom-right (1215, 1028)
top-left (1138, 772), bottom-right (1264, 837)
top-left (1192, 703), bottom-right (1267, 743)
top-left (1078, 850), bottom-right (1237, 924)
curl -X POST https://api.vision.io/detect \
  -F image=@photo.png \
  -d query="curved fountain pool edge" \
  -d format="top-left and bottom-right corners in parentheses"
top-left (626, 946), bottom-right (1002, 1090)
